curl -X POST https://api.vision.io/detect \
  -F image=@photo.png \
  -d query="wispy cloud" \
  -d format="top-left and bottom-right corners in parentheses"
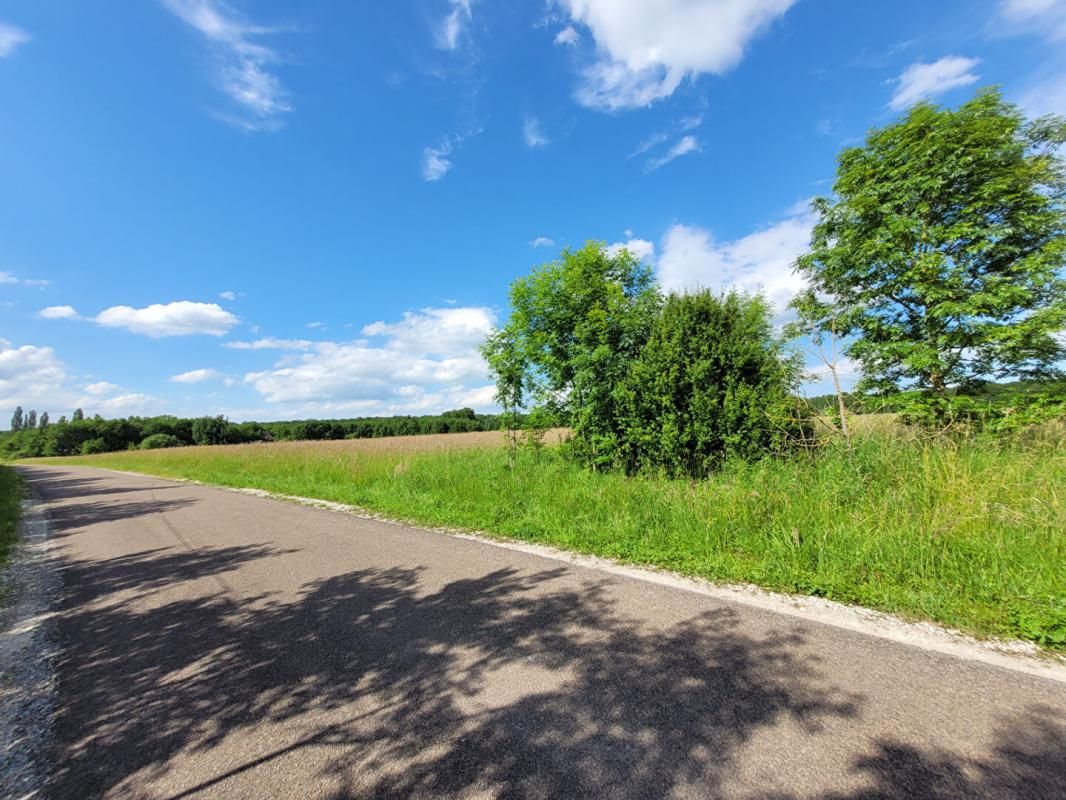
top-left (999, 0), bottom-right (1066, 40)
top-left (0, 21), bottom-right (30, 58)
top-left (161, 0), bottom-right (292, 130)
top-left (645, 135), bottom-right (700, 172)
top-left (422, 129), bottom-right (481, 181)
top-left (223, 337), bottom-right (314, 351)
top-left (630, 113), bottom-right (703, 158)
top-left (436, 0), bottom-right (473, 50)
top-left (523, 115), bottom-right (549, 148)
top-left (529, 236), bottom-right (555, 248)
top-left (170, 367), bottom-right (223, 384)
top-left (554, 25), bottom-right (579, 46)
top-left (1, 270), bottom-right (49, 287)
top-left (889, 56), bottom-right (981, 111)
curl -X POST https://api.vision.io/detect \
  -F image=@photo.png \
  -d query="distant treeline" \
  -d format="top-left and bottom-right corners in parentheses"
top-left (0, 407), bottom-right (515, 459)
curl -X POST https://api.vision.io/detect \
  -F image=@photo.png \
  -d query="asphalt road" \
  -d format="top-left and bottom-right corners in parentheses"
top-left (17, 464), bottom-right (1066, 799)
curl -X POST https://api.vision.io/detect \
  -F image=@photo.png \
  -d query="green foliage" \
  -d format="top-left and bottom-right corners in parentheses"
top-left (795, 89), bottom-right (1066, 421)
top-left (80, 438), bottom-right (108, 455)
top-left (37, 429), bottom-right (1066, 649)
top-left (0, 466), bottom-right (21, 566)
top-left (483, 241), bottom-right (662, 470)
top-left (140, 433), bottom-right (184, 450)
top-left (617, 291), bottom-right (808, 476)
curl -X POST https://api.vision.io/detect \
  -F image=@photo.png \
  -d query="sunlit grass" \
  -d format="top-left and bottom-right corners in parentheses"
top-left (25, 429), bottom-right (1066, 648)
top-left (0, 466), bottom-right (22, 566)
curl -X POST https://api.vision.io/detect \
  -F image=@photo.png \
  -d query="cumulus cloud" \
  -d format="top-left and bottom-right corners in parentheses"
top-left (645, 135), bottom-right (700, 172)
top-left (656, 207), bottom-right (815, 318)
top-left (436, 0), bottom-right (473, 50)
top-left (84, 381), bottom-right (121, 396)
top-left (606, 238), bottom-right (656, 262)
top-left (37, 305), bottom-right (80, 320)
top-left (0, 22), bottom-right (30, 58)
top-left (219, 290), bottom-right (237, 301)
top-left (161, 0), bottom-right (292, 130)
top-left (243, 306), bottom-right (496, 415)
top-left (94, 301), bottom-right (239, 338)
top-left (889, 56), bottom-right (981, 111)
top-left (523, 115), bottom-right (549, 148)
top-left (170, 368), bottom-right (223, 384)
top-left (529, 236), bottom-right (555, 248)
top-left (557, 0), bottom-right (795, 110)
top-left (0, 339), bottom-right (73, 420)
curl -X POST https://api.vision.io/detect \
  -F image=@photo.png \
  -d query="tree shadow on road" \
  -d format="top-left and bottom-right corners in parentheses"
top-left (45, 544), bottom-right (1065, 800)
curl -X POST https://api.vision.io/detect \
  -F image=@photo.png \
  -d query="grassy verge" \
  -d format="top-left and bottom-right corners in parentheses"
top-left (25, 433), bottom-right (1065, 648)
top-left (0, 466), bottom-right (22, 567)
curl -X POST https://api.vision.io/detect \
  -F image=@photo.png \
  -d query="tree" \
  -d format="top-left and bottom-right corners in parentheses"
top-left (481, 241), bottom-right (662, 469)
top-left (72, 408), bottom-right (84, 422)
top-left (10, 406), bottom-right (23, 431)
top-left (26, 409), bottom-right (37, 429)
top-left (39, 411), bottom-right (50, 429)
top-left (617, 291), bottom-right (805, 477)
top-left (794, 89), bottom-right (1066, 419)
top-left (191, 415), bottom-right (234, 446)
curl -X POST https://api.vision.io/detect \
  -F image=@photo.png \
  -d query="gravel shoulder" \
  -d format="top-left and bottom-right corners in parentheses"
top-left (0, 489), bottom-right (59, 800)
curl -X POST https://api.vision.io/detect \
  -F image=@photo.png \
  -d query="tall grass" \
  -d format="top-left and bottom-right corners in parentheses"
top-left (27, 432), bottom-right (1065, 648)
top-left (0, 466), bottom-right (22, 566)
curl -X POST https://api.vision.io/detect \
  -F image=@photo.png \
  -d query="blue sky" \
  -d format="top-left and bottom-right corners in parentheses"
top-left (2, 0), bottom-right (1064, 424)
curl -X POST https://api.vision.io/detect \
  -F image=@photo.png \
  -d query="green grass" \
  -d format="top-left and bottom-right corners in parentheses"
top-left (0, 466), bottom-right (22, 566)
top-left (24, 432), bottom-right (1066, 649)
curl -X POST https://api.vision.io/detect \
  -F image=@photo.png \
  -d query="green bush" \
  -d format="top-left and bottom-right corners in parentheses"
top-left (140, 433), bottom-right (183, 450)
top-left (80, 438), bottom-right (108, 455)
top-left (617, 291), bottom-right (808, 477)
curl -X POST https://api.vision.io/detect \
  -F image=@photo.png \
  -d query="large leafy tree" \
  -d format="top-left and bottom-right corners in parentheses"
top-left (481, 242), bottom-right (661, 469)
top-left (794, 89), bottom-right (1066, 414)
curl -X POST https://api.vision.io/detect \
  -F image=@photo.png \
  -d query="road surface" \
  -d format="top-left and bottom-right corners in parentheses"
top-left (16, 465), bottom-right (1066, 799)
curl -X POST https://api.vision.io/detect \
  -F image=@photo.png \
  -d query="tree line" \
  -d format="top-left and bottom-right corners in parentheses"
top-left (0, 408), bottom-right (512, 459)
top-left (483, 89), bottom-right (1065, 477)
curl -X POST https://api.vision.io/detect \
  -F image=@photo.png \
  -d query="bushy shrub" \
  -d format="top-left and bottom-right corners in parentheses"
top-left (80, 438), bottom-right (108, 455)
top-left (140, 433), bottom-right (183, 450)
top-left (616, 291), bottom-right (808, 477)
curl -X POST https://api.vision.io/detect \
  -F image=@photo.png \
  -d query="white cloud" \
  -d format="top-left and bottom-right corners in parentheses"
top-left (244, 306), bottom-right (496, 414)
top-left (0, 22), bottom-right (30, 58)
top-left (84, 392), bottom-right (159, 415)
top-left (558, 0), bottom-right (795, 110)
top-left (606, 238), bottom-right (656, 262)
top-left (1, 270), bottom-right (50, 287)
top-left (223, 337), bottom-right (314, 350)
top-left (170, 368), bottom-right (222, 384)
top-left (656, 207), bottom-right (815, 318)
top-left (161, 0), bottom-right (291, 129)
top-left (37, 305), bottom-right (80, 320)
top-left (554, 25), bottom-right (580, 46)
top-left (422, 129), bottom-right (480, 181)
top-left (529, 236), bottom-right (555, 248)
top-left (1019, 71), bottom-right (1066, 116)
top-left (84, 381), bottom-right (121, 396)
top-left (219, 290), bottom-right (237, 301)
top-left (999, 0), bottom-right (1066, 38)
top-left (306, 321), bottom-right (325, 329)
top-left (889, 56), bottom-right (981, 111)
top-left (0, 340), bottom-right (74, 421)
top-left (94, 301), bottom-right (239, 338)
top-left (523, 115), bottom-right (549, 148)
top-left (436, 0), bottom-right (472, 50)
top-left (645, 135), bottom-right (700, 171)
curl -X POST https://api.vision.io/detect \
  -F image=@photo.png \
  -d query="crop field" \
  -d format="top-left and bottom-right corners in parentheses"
top-left (26, 422), bottom-right (1066, 649)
